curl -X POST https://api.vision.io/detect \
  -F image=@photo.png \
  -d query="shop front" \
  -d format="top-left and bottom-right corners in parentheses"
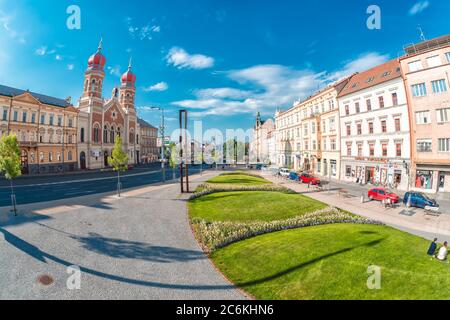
top-left (413, 164), bottom-right (450, 194)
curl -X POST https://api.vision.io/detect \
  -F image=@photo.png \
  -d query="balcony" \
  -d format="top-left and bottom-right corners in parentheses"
top-left (19, 141), bottom-right (38, 148)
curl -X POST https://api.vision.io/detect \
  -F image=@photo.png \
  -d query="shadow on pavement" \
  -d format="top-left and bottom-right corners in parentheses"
top-left (0, 227), bottom-right (236, 291)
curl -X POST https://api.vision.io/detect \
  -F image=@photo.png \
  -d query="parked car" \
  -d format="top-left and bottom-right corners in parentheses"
top-left (403, 192), bottom-right (439, 209)
top-left (279, 168), bottom-right (291, 178)
top-left (299, 173), bottom-right (321, 185)
top-left (368, 188), bottom-right (400, 203)
top-left (289, 172), bottom-right (300, 181)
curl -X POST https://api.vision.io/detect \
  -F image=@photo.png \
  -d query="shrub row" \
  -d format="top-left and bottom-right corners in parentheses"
top-left (190, 183), bottom-right (295, 199)
top-left (191, 207), bottom-right (383, 252)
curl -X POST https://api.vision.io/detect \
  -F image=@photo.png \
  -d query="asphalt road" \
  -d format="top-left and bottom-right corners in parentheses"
top-left (0, 165), bottom-right (210, 207)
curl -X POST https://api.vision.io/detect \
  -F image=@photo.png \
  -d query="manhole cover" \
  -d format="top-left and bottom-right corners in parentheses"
top-left (37, 274), bottom-right (54, 286)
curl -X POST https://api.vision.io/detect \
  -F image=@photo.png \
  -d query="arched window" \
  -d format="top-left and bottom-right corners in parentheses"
top-left (80, 128), bottom-right (85, 143)
top-left (93, 124), bottom-right (100, 143)
top-left (110, 126), bottom-right (115, 144)
top-left (103, 125), bottom-right (108, 143)
top-left (129, 130), bottom-right (135, 144)
top-left (40, 152), bottom-right (44, 163)
top-left (117, 127), bottom-right (121, 137)
top-left (91, 79), bottom-right (97, 92)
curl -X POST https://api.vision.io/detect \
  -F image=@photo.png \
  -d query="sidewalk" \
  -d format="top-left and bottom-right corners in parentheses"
top-left (0, 171), bottom-right (245, 300)
top-left (260, 172), bottom-right (450, 242)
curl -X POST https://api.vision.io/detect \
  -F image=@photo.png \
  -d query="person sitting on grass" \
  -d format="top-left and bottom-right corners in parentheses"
top-left (427, 238), bottom-right (438, 257)
top-left (436, 241), bottom-right (448, 262)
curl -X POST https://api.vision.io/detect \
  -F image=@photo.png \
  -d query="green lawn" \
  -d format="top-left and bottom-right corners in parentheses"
top-left (189, 191), bottom-right (327, 222)
top-left (206, 173), bottom-right (271, 186)
top-left (211, 223), bottom-right (450, 300)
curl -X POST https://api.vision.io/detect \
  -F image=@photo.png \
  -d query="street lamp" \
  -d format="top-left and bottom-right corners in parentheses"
top-left (150, 107), bottom-right (166, 182)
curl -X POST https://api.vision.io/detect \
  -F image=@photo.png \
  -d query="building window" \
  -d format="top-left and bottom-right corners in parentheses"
top-left (68, 118), bottom-right (73, 128)
top-left (417, 139), bottom-right (432, 152)
top-left (446, 52), bottom-right (450, 63)
top-left (2, 109), bottom-right (7, 121)
top-left (103, 126), bottom-right (108, 143)
top-left (80, 128), bottom-right (85, 143)
top-left (41, 114), bottom-right (45, 124)
top-left (347, 144), bottom-right (352, 156)
top-left (311, 122), bottom-right (316, 134)
top-left (49, 114), bottom-right (54, 126)
top-left (329, 117), bottom-right (336, 131)
top-left (357, 123), bottom-right (362, 135)
top-left (346, 125), bottom-right (351, 136)
top-left (368, 122), bottom-right (374, 134)
top-left (345, 105), bottom-right (349, 116)
top-left (378, 96), bottom-right (385, 108)
top-left (415, 171), bottom-right (433, 190)
top-left (58, 116), bottom-right (62, 126)
top-left (412, 83), bottom-right (427, 97)
top-left (312, 140), bottom-right (317, 150)
top-left (382, 143), bottom-right (388, 157)
top-left (93, 126), bottom-right (100, 143)
top-left (427, 55), bottom-right (441, 68)
top-left (68, 151), bottom-right (73, 161)
top-left (431, 79), bottom-right (448, 93)
top-left (22, 112), bottom-right (27, 123)
top-left (438, 138), bottom-right (450, 152)
top-left (396, 143), bottom-right (402, 157)
top-left (381, 120), bottom-right (387, 133)
top-left (40, 152), bottom-right (44, 162)
top-left (13, 111), bottom-right (18, 122)
top-left (395, 118), bottom-right (401, 132)
top-left (416, 111), bottom-right (431, 124)
top-left (357, 144), bottom-right (363, 157)
top-left (346, 166), bottom-right (352, 177)
top-left (369, 143), bottom-right (375, 156)
top-left (110, 126), bottom-right (115, 144)
top-left (366, 99), bottom-right (372, 111)
top-left (408, 60), bottom-right (423, 72)
top-left (331, 139), bottom-right (336, 151)
top-left (392, 93), bottom-right (398, 106)
top-left (355, 102), bottom-right (360, 114)
top-left (437, 108), bottom-right (450, 123)
top-left (31, 113), bottom-right (36, 124)
top-left (49, 152), bottom-right (53, 162)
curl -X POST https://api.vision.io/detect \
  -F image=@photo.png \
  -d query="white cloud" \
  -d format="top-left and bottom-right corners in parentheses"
top-left (67, 64), bottom-right (75, 71)
top-left (126, 17), bottom-right (161, 40)
top-left (0, 10), bottom-right (25, 44)
top-left (143, 82), bottom-right (169, 92)
top-left (409, 1), bottom-right (430, 15)
top-left (108, 65), bottom-right (122, 77)
top-left (166, 47), bottom-right (215, 70)
top-left (172, 52), bottom-right (389, 118)
top-left (55, 54), bottom-right (63, 61)
top-left (35, 46), bottom-right (47, 56)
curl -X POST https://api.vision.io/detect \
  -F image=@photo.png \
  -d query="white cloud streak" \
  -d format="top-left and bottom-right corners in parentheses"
top-left (409, 1), bottom-right (430, 15)
top-left (166, 47), bottom-right (214, 70)
top-left (172, 52), bottom-right (389, 118)
top-left (143, 82), bottom-right (169, 92)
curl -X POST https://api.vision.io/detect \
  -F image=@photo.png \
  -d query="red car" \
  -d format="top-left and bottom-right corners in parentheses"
top-left (368, 188), bottom-right (400, 203)
top-left (299, 173), bottom-right (321, 185)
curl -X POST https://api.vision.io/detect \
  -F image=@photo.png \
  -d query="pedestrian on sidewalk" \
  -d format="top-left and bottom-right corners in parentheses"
top-left (427, 238), bottom-right (438, 257)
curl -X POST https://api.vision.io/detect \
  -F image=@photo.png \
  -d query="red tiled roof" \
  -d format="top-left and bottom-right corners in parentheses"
top-left (338, 59), bottom-right (402, 98)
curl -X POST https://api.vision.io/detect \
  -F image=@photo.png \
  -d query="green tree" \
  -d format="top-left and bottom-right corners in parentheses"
top-left (108, 136), bottom-right (129, 197)
top-left (0, 134), bottom-right (22, 215)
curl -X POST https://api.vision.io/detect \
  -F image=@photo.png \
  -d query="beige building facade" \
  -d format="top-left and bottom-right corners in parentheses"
top-left (400, 35), bottom-right (450, 193)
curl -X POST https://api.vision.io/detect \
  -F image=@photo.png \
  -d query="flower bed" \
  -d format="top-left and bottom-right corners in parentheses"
top-left (191, 207), bottom-right (382, 252)
top-left (191, 183), bottom-right (295, 199)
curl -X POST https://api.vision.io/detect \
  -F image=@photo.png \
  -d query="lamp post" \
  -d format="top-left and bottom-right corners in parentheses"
top-left (150, 107), bottom-right (166, 182)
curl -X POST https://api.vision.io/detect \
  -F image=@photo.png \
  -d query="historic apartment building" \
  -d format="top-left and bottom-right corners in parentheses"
top-left (338, 59), bottom-right (411, 190)
top-left (77, 40), bottom-right (141, 170)
top-left (400, 34), bottom-right (450, 193)
top-left (249, 112), bottom-right (276, 164)
top-left (138, 118), bottom-right (159, 163)
top-left (275, 77), bottom-right (350, 177)
top-left (0, 85), bottom-right (78, 174)
top-left (275, 105), bottom-right (302, 169)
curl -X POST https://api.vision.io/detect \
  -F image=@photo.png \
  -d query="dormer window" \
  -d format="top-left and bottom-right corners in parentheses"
top-left (366, 77), bottom-right (374, 83)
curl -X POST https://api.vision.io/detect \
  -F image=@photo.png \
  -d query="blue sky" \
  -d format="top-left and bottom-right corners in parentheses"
top-left (0, 0), bottom-right (448, 135)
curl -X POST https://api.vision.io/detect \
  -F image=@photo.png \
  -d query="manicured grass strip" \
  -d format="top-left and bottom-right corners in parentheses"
top-left (211, 224), bottom-right (450, 300)
top-left (207, 174), bottom-right (271, 186)
top-left (189, 191), bottom-right (327, 223)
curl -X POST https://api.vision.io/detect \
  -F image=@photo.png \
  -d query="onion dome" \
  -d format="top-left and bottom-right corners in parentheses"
top-left (121, 58), bottom-right (136, 85)
top-left (88, 39), bottom-right (106, 70)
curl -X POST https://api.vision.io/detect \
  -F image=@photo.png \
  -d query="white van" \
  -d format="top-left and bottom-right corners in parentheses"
top-left (279, 168), bottom-right (291, 178)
